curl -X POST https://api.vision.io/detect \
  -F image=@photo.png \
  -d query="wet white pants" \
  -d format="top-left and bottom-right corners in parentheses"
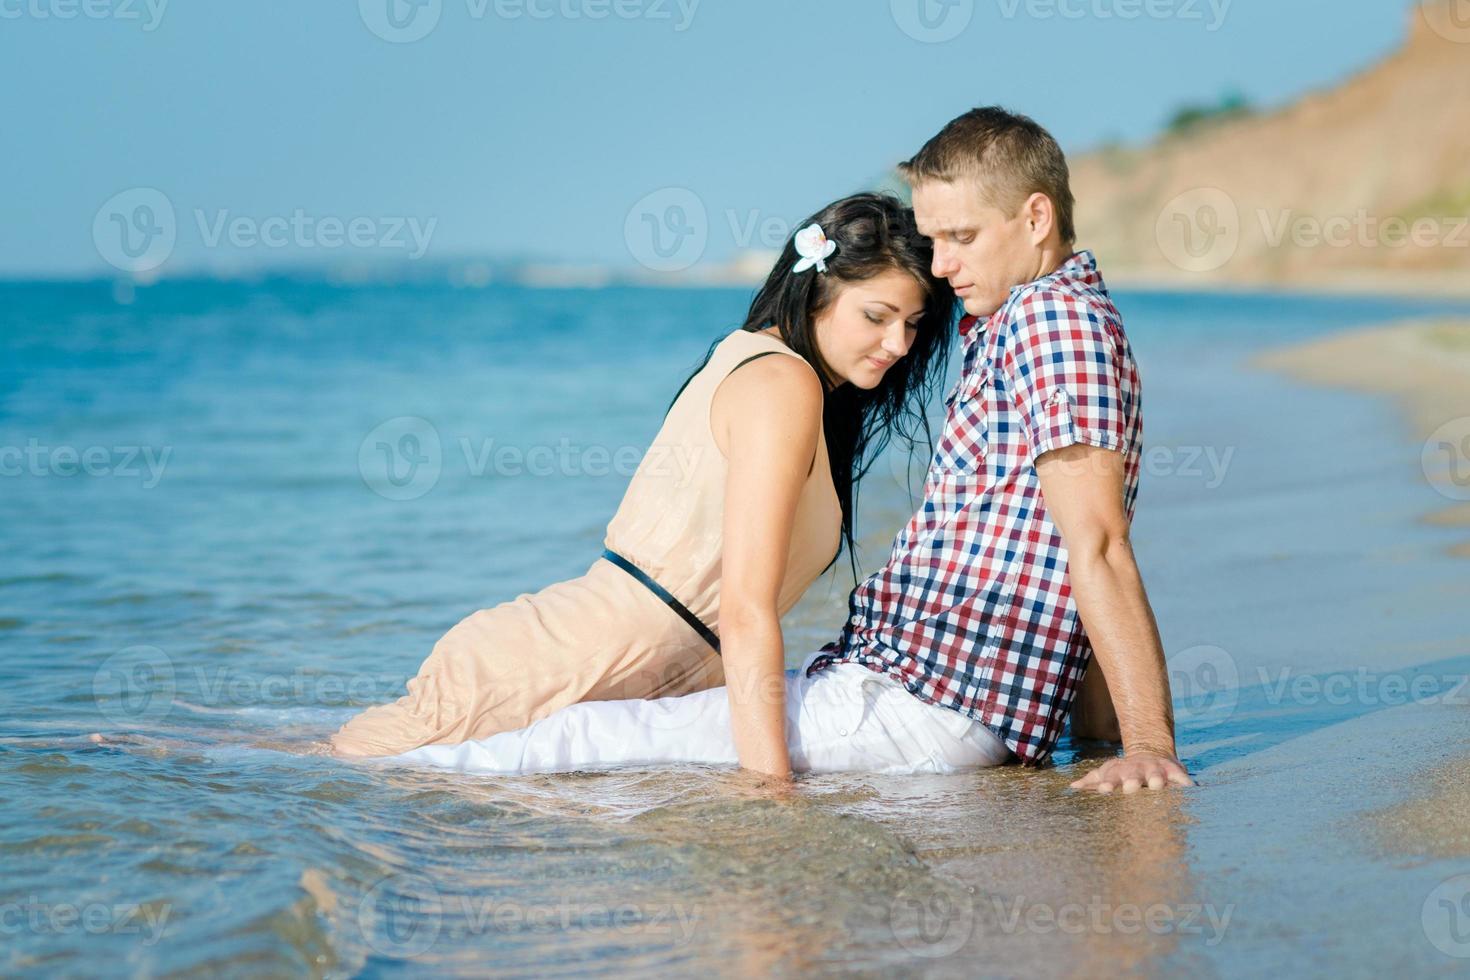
top-left (392, 651), bottom-right (1013, 776)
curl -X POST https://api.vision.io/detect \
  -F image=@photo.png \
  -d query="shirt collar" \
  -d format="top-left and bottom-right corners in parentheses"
top-left (955, 250), bottom-right (1103, 350)
top-left (1058, 248), bottom-right (1102, 290)
top-left (957, 313), bottom-right (983, 346)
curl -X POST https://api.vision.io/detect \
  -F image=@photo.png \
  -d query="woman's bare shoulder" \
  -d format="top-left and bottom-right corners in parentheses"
top-left (709, 351), bottom-right (823, 459)
top-left (718, 349), bottom-right (823, 408)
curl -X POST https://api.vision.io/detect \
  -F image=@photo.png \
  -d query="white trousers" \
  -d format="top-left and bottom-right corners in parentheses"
top-left (392, 650), bottom-right (1013, 776)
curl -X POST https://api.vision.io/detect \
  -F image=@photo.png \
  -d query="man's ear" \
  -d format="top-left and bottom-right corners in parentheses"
top-left (1022, 192), bottom-right (1056, 247)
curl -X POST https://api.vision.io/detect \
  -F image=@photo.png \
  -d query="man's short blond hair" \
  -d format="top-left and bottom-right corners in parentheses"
top-left (899, 106), bottom-right (1076, 247)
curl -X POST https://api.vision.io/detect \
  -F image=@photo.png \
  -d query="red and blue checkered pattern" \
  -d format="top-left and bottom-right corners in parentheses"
top-left (805, 251), bottom-right (1142, 766)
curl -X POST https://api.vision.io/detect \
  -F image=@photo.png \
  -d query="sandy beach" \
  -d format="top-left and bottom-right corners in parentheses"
top-left (1255, 319), bottom-right (1470, 862)
top-left (1369, 752), bottom-right (1470, 861)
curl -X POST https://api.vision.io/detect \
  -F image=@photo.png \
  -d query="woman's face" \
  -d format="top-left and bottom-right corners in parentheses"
top-left (811, 268), bottom-right (928, 390)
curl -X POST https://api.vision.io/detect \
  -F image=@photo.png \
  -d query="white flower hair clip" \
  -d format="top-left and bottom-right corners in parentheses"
top-left (792, 223), bottom-right (837, 274)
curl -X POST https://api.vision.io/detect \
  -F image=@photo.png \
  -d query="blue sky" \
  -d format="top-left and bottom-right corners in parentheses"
top-left (0, 0), bottom-right (1417, 276)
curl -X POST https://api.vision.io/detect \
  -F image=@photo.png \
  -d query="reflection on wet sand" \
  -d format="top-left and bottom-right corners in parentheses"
top-left (819, 765), bottom-right (1209, 974)
top-left (318, 755), bottom-right (1213, 975)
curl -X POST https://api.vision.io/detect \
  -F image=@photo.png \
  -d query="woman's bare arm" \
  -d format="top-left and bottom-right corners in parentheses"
top-left (711, 354), bottom-right (824, 779)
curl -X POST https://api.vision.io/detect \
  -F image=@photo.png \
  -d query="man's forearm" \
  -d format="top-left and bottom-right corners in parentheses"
top-left (1066, 541), bottom-right (1177, 756)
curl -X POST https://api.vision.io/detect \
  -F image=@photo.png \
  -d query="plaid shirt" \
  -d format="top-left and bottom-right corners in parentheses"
top-left (804, 250), bottom-right (1142, 766)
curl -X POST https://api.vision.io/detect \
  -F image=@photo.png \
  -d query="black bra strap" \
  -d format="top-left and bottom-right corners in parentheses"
top-left (730, 350), bottom-right (780, 373)
top-left (600, 548), bottom-right (721, 654)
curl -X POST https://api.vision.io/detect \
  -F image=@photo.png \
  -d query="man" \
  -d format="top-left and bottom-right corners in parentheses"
top-left (803, 106), bottom-right (1193, 794)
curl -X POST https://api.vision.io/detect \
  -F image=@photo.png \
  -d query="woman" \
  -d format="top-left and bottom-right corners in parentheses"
top-left (329, 193), bottom-right (955, 767)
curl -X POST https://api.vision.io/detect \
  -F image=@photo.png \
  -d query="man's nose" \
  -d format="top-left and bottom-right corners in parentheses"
top-left (931, 244), bottom-right (957, 280)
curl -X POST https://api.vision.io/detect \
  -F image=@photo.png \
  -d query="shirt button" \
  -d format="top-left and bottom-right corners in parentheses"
top-left (838, 729), bottom-right (848, 737)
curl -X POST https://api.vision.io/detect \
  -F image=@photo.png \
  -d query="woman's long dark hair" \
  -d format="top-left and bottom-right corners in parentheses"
top-left (664, 192), bottom-right (957, 582)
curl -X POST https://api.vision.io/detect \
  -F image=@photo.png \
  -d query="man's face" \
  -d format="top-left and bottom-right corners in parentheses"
top-left (911, 178), bottom-right (1040, 318)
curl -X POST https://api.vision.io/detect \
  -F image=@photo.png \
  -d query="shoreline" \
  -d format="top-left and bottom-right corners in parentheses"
top-left (1252, 317), bottom-right (1470, 559)
top-left (1253, 318), bottom-right (1470, 860)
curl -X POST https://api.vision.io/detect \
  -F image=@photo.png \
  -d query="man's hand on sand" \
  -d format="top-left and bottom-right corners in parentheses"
top-left (1070, 751), bottom-right (1194, 793)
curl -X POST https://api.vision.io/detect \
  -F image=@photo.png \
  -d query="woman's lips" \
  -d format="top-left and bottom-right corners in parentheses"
top-left (867, 355), bottom-right (894, 369)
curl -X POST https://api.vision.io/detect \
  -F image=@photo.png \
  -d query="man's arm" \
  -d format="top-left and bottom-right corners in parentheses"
top-left (1035, 442), bottom-right (1194, 793)
top-left (1070, 656), bottom-right (1121, 743)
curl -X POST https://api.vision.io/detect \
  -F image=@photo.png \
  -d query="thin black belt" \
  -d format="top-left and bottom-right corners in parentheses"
top-left (600, 548), bottom-right (721, 654)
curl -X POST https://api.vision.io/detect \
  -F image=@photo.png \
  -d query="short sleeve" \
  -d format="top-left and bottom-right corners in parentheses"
top-left (1001, 287), bottom-right (1129, 460)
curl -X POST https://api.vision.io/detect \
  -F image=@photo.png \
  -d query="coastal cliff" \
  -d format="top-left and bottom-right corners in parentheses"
top-left (1071, 1), bottom-right (1470, 294)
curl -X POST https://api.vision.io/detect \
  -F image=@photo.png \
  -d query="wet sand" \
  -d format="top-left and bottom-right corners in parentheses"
top-left (1255, 319), bottom-right (1470, 862)
top-left (1369, 749), bottom-right (1470, 860)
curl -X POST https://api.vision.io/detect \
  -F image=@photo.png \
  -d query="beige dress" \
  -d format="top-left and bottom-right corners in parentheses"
top-left (330, 328), bottom-right (844, 757)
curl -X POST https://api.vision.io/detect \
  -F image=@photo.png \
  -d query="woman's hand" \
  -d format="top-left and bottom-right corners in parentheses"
top-left (716, 767), bottom-right (798, 803)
